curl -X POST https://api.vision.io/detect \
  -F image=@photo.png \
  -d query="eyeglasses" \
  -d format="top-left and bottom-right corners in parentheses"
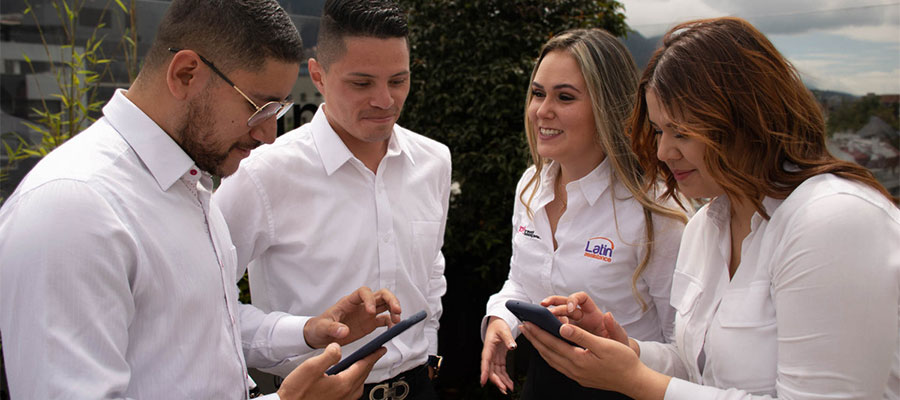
top-left (168, 48), bottom-right (293, 127)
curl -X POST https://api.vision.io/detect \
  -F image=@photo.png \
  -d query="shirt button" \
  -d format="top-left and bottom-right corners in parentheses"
top-left (383, 234), bottom-right (391, 243)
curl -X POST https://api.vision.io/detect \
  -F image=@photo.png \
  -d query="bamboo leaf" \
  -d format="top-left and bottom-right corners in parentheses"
top-left (63, 1), bottom-right (73, 21)
top-left (114, 0), bottom-right (128, 13)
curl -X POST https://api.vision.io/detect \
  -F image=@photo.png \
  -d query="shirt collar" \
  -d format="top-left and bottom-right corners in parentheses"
top-left (705, 194), bottom-right (785, 230)
top-left (574, 159), bottom-right (612, 207)
top-left (705, 195), bottom-right (731, 229)
top-left (539, 159), bottom-right (612, 207)
top-left (103, 89), bottom-right (195, 191)
top-left (311, 104), bottom-right (412, 176)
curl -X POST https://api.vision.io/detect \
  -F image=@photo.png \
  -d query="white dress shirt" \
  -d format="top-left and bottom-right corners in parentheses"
top-left (482, 161), bottom-right (684, 342)
top-left (637, 173), bottom-right (900, 399)
top-left (213, 105), bottom-right (451, 382)
top-left (0, 90), bottom-right (251, 399)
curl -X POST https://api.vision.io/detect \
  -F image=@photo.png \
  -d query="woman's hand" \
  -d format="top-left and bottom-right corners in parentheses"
top-left (479, 316), bottom-right (517, 394)
top-left (520, 322), bottom-right (669, 399)
top-left (541, 292), bottom-right (637, 353)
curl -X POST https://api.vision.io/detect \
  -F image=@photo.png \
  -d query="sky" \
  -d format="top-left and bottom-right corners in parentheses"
top-left (618, 0), bottom-right (900, 96)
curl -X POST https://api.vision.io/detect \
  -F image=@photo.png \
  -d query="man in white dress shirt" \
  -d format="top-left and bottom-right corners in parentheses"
top-left (0, 0), bottom-right (402, 399)
top-left (213, 0), bottom-right (451, 398)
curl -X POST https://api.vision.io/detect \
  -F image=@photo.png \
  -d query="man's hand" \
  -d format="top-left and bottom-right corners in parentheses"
top-left (277, 342), bottom-right (385, 400)
top-left (304, 286), bottom-right (402, 349)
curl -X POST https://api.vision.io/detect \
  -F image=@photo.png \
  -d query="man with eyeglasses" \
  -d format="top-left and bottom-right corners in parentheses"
top-left (214, 1), bottom-right (451, 399)
top-left (0, 0), bottom-right (401, 399)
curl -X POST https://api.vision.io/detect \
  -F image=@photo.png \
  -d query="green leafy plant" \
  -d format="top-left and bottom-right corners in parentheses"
top-left (1, 0), bottom-right (137, 202)
top-left (397, 1), bottom-right (627, 398)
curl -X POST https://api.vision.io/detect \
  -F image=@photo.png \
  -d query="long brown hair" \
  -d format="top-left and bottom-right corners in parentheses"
top-left (521, 28), bottom-right (687, 310)
top-left (630, 17), bottom-right (896, 217)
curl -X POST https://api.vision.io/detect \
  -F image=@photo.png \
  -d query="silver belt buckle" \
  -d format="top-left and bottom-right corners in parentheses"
top-left (369, 379), bottom-right (410, 400)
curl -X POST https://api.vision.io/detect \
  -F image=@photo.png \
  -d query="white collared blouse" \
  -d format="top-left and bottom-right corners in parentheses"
top-left (638, 173), bottom-right (900, 399)
top-left (482, 160), bottom-right (685, 343)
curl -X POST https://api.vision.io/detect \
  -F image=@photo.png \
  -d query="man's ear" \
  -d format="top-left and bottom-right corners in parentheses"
top-left (166, 50), bottom-right (210, 100)
top-left (308, 58), bottom-right (326, 94)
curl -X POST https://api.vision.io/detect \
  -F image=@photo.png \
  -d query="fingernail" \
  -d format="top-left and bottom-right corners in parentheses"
top-left (508, 342), bottom-right (517, 349)
top-left (561, 324), bottom-right (574, 337)
top-left (567, 302), bottom-right (575, 313)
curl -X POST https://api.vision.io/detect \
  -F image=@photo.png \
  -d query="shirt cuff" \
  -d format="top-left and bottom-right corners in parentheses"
top-left (480, 308), bottom-right (522, 342)
top-left (425, 326), bottom-right (439, 355)
top-left (271, 315), bottom-right (314, 356)
top-left (664, 377), bottom-right (721, 400)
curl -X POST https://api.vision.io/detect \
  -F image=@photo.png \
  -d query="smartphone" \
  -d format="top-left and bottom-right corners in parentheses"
top-left (325, 310), bottom-right (427, 375)
top-left (505, 300), bottom-right (576, 346)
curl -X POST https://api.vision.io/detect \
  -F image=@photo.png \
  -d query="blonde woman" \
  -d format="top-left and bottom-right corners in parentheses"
top-left (479, 28), bottom-right (687, 399)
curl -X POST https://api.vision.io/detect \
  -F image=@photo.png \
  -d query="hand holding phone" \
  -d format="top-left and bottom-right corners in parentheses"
top-left (325, 310), bottom-right (427, 375)
top-left (505, 300), bottom-right (577, 346)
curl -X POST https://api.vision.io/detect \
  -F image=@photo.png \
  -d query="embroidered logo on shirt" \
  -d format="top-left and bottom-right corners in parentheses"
top-left (584, 237), bottom-right (614, 262)
top-left (518, 225), bottom-right (541, 240)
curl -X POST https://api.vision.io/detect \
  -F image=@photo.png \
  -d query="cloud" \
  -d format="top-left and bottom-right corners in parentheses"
top-left (795, 59), bottom-right (900, 94)
top-left (623, 0), bottom-right (899, 37)
top-left (828, 24), bottom-right (900, 43)
top-left (622, 0), bottom-right (722, 36)
top-left (738, 2), bottom-right (899, 36)
top-left (620, 0), bottom-right (900, 95)
top-left (779, 33), bottom-right (900, 94)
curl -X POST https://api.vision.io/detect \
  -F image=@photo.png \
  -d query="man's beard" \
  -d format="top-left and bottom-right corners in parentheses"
top-left (178, 95), bottom-right (229, 177)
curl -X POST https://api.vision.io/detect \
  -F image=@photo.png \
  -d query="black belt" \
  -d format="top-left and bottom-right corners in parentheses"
top-left (360, 364), bottom-right (431, 400)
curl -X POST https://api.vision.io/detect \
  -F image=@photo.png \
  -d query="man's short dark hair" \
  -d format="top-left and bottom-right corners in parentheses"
top-left (316, 0), bottom-right (408, 69)
top-left (143, 0), bottom-right (303, 74)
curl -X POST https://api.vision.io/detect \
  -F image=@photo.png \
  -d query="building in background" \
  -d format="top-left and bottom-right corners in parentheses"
top-left (0, 0), bottom-right (327, 198)
top-left (0, 0), bottom-right (325, 134)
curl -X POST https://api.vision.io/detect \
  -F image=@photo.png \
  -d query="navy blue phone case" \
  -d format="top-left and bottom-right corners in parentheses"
top-left (325, 310), bottom-right (427, 375)
top-left (505, 300), bottom-right (576, 346)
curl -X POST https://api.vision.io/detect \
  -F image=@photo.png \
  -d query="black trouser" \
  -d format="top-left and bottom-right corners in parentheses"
top-left (521, 345), bottom-right (632, 400)
top-left (358, 364), bottom-right (437, 400)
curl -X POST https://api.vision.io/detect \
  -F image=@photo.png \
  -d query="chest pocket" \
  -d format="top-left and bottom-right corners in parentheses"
top-left (670, 271), bottom-right (702, 316)
top-left (716, 282), bottom-right (776, 328)
top-left (709, 281), bottom-right (777, 392)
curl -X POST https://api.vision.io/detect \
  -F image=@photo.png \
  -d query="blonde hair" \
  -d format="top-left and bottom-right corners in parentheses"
top-left (520, 28), bottom-right (687, 310)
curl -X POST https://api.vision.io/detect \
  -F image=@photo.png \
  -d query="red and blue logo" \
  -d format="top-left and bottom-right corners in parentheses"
top-left (518, 225), bottom-right (541, 240)
top-left (584, 236), bottom-right (614, 262)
